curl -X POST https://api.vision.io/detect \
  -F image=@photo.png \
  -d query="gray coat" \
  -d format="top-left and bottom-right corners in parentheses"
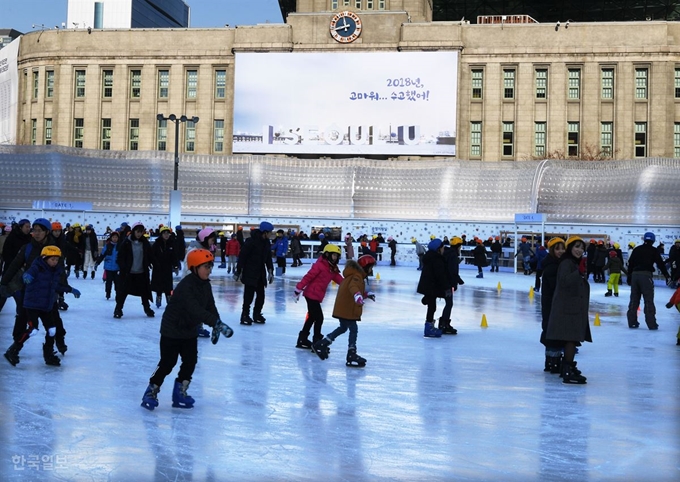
top-left (546, 257), bottom-right (592, 343)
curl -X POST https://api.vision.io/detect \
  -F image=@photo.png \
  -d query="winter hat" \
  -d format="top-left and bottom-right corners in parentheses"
top-left (131, 221), bottom-right (144, 231)
top-left (18, 219), bottom-right (30, 227)
top-left (231, 233), bottom-right (237, 239)
top-left (387, 236), bottom-right (393, 241)
top-left (259, 221), bottom-right (274, 232)
top-left (428, 238), bottom-right (443, 251)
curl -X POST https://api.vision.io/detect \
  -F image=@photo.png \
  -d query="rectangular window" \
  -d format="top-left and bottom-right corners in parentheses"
top-left (601, 68), bottom-right (614, 99)
top-left (158, 69), bottom-right (169, 98)
top-left (185, 120), bottom-right (196, 152)
top-left (129, 118), bottom-right (139, 150)
top-left (635, 68), bottom-right (648, 99)
top-left (332, 1), bottom-right (338, 9)
top-left (674, 123), bottom-right (680, 158)
top-left (378, 0), bottom-right (385, 9)
top-left (355, 0), bottom-right (361, 8)
top-left (75, 69), bottom-right (86, 98)
top-left (45, 70), bottom-right (54, 98)
top-left (471, 69), bottom-right (483, 99)
top-left (44, 118), bottom-right (52, 145)
top-left (502, 122), bottom-right (514, 156)
top-left (343, 0), bottom-right (350, 5)
top-left (157, 119), bottom-right (167, 151)
top-left (568, 122), bottom-right (580, 157)
top-left (367, 0), bottom-right (373, 8)
top-left (568, 69), bottom-right (580, 99)
top-left (130, 69), bottom-right (141, 98)
top-left (31, 119), bottom-right (37, 145)
top-left (186, 69), bottom-right (198, 99)
top-left (74, 118), bottom-right (84, 148)
top-left (102, 69), bottom-right (113, 98)
top-left (503, 69), bottom-right (515, 99)
top-left (214, 119), bottom-right (225, 152)
top-left (675, 68), bottom-right (680, 98)
top-left (535, 69), bottom-right (547, 99)
top-left (32, 71), bottom-right (39, 99)
top-left (601, 122), bottom-right (613, 156)
top-left (470, 121), bottom-right (482, 157)
top-left (101, 118), bottom-right (111, 150)
top-left (23, 70), bottom-right (27, 101)
top-left (534, 122), bottom-right (546, 157)
top-left (635, 122), bottom-right (647, 157)
top-left (215, 70), bottom-right (226, 99)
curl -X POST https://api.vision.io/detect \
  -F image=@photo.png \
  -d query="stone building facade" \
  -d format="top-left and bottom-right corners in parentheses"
top-left (13, 0), bottom-right (680, 160)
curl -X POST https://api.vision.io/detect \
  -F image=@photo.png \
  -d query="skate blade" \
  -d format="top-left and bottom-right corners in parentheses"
top-left (4, 353), bottom-right (19, 366)
top-left (172, 403), bottom-right (194, 409)
top-left (346, 362), bottom-right (366, 367)
top-left (141, 401), bottom-right (157, 411)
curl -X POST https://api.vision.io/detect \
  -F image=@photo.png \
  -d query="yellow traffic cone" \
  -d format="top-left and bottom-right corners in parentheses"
top-left (331, 281), bottom-right (336, 287)
top-left (528, 287), bottom-right (534, 299)
top-left (481, 314), bottom-right (488, 328)
top-left (376, 272), bottom-right (381, 280)
top-left (497, 281), bottom-right (502, 291)
top-left (594, 313), bottom-right (601, 326)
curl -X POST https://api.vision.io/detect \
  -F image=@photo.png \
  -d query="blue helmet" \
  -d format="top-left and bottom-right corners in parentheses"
top-left (428, 238), bottom-right (443, 251)
top-left (175, 225), bottom-right (182, 231)
top-left (32, 218), bottom-right (51, 232)
top-left (259, 221), bottom-right (274, 232)
top-left (318, 233), bottom-right (325, 239)
top-left (643, 232), bottom-right (655, 242)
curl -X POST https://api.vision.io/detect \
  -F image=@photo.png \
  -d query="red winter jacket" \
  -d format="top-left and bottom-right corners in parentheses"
top-left (225, 239), bottom-right (240, 256)
top-left (295, 256), bottom-right (343, 302)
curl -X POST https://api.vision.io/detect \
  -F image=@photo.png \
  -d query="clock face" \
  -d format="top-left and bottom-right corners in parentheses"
top-left (330, 11), bottom-right (362, 43)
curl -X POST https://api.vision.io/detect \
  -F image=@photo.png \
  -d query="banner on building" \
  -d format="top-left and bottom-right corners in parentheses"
top-left (0, 37), bottom-right (20, 145)
top-left (233, 51), bottom-right (457, 156)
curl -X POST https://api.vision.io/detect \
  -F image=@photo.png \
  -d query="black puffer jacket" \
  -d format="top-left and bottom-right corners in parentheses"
top-left (236, 229), bottom-right (273, 287)
top-left (2, 226), bottom-right (31, 266)
top-left (159, 272), bottom-right (219, 339)
top-left (417, 249), bottom-right (452, 298)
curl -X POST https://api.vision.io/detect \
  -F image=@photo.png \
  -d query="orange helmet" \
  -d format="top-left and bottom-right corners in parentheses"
top-left (187, 249), bottom-right (214, 270)
top-left (51, 221), bottom-right (63, 230)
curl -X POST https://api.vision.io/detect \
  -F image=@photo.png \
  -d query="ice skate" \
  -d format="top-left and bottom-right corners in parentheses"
top-left (219, 262), bottom-right (226, 268)
top-left (113, 307), bottom-right (123, 318)
top-left (253, 313), bottom-right (266, 324)
top-left (476, 272), bottom-right (483, 279)
top-left (614, 293), bottom-right (618, 297)
top-left (4, 342), bottom-right (22, 366)
top-left (439, 318), bottom-right (458, 335)
top-left (141, 383), bottom-right (160, 411)
top-left (58, 299), bottom-right (69, 311)
top-left (240, 312), bottom-right (253, 325)
top-left (346, 348), bottom-right (366, 367)
top-left (561, 361), bottom-right (586, 384)
top-left (55, 337), bottom-right (68, 355)
top-left (43, 342), bottom-right (61, 366)
top-left (75, 270), bottom-right (79, 279)
top-left (604, 289), bottom-right (613, 297)
top-left (155, 293), bottom-right (162, 308)
top-left (91, 271), bottom-right (95, 279)
top-left (172, 380), bottom-right (195, 408)
top-left (197, 325), bottom-right (210, 337)
top-left (312, 337), bottom-right (331, 360)
top-left (296, 331), bottom-right (312, 349)
top-left (143, 306), bottom-right (155, 317)
top-left (424, 321), bottom-right (442, 338)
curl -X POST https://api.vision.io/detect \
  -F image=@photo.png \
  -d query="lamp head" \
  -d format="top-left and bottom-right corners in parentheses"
top-left (169, 114), bottom-right (177, 121)
top-left (156, 114), bottom-right (165, 121)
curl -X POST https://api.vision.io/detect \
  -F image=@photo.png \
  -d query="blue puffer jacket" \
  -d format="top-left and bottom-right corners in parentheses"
top-left (97, 241), bottom-right (120, 271)
top-left (272, 236), bottom-right (289, 257)
top-left (23, 257), bottom-right (71, 312)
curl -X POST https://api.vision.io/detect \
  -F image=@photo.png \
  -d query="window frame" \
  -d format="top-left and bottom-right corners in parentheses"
top-left (44, 118), bottom-right (52, 145)
top-left (101, 118), bottom-right (112, 150)
top-left (102, 69), bottom-right (114, 98)
top-left (75, 69), bottom-right (86, 98)
top-left (470, 121), bottom-right (482, 157)
top-left (158, 69), bottom-right (169, 99)
top-left (601, 68), bottom-right (614, 100)
top-left (130, 69), bottom-right (142, 99)
top-left (31, 119), bottom-right (37, 145)
top-left (215, 69), bottom-right (226, 99)
top-left (74, 118), bottom-right (84, 148)
top-left (503, 69), bottom-right (515, 100)
top-left (32, 71), bottom-right (39, 99)
top-left (568, 68), bottom-right (581, 100)
top-left (157, 118), bottom-right (168, 151)
top-left (502, 121), bottom-right (514, 156)
top-left (568, 122), bottom-right (580, 157)
top-left (185, 120), bottom-right (196, 152)
top-left (214, 119), bottom-right (225, 153)
top-left (186, 69), bottom-right (198, 99)
top-left (600, 122), bottom-right (613, 156)
top-left (129, 118), bottom-right (139, 150)
top-left (471, 69), bottom-right (483, 100)
top-left (674, 123), bottom-right (680, 158)
top-left (635, 67), bottom-right (648, 100)
top-left (635, 122), bottom-right (647, 157)
top-left (535, 68), bottom-right (547, 100)
top-left (45, 70), bottom-right (54, 98)
top-left (534, 122), bottom-right (546, 157)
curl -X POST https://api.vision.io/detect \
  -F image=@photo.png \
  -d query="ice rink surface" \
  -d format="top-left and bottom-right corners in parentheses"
top-left (1, 261), bottom-right (678, 481)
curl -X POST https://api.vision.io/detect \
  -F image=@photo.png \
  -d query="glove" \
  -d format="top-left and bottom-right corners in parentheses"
top-left (71, 288), bottom-right (81, 299)
top-left (22, 273), bottom-right (34, 285)
top-left (578, 257), bottom-right (587, 276)
top-left (268, 269), bottom-right (274, 284)
top-left (211, 320), bottom-right (234, 345)
top-left (47, 327), bottom-right (56, 337)
top-left (366, 291), bottom-right (376, 302)
top-left (293, 289), bottom-right (302, 302)
top-left (233, 272), bottom-right (241, 282)
top-left (354, 292), bottom-right (364, 305)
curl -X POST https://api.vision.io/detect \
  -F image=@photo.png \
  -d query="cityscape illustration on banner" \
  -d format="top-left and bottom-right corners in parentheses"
top-left (233, 51), bottom-right (458, 156)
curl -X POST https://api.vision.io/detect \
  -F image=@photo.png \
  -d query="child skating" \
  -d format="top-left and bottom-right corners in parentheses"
top-left (293, 244), bottom-right (344, 349)
top-left (312, 254), bottom-right (376, 367)
top-left (141, 249), bottom-right (233, 410)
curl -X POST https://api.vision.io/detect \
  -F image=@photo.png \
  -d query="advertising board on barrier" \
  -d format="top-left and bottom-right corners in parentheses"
top-left (233, 51), bottom-right (457, 156)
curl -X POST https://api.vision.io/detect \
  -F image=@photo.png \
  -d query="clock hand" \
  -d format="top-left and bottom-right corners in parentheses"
top-left (334, 24), bottom-right (351, 31)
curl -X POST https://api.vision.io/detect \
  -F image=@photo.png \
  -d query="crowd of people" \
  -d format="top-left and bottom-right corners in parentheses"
top-left (0, 218), bottom-right (678, 405)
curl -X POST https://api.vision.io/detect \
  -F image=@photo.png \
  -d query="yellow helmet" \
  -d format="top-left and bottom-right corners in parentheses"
top-left (71, 223), bottom-right (81, 229)
top-left (613, 242), bottom-right (620, 249)
top-left (547, 237), bottom-right (565, 249)
top-left (322, 244), bottom-right (342, 255)
top-left (159, 225), bottom-right (171, 234)
top-left (565, 236), bottom-right (584, 247)
top-left (411, 237), bottom-right (417, 243)
top-left (41, 245), bottom-right (62, 258)
top-left (450, 236), bottom-right (463, 246)
top-left (430, 234), bottom-right (436, 240)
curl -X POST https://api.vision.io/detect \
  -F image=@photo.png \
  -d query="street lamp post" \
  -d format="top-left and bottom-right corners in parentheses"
top-left (156, 113), bottom-right (199, 227)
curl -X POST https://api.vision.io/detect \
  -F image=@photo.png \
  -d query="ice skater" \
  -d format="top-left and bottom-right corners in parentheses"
top-left (141, 249), bottom-right (233, 410)
top-left (312, 255), bottom-right (376, 367)
top-left (234, 221), bottom-right (274, 325)
top-left (293, 244), bottom-right (344, 349)
top-left (539, 237), bottom-right (566, 374)
top-left (417, 238), bottom-right (453, 338)
top-left (95, 231), bottom-right (120, 300)
top-left (604, 250), bottom-right (627, 297)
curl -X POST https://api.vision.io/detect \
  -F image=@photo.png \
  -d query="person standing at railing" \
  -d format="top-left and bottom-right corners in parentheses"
top-left (387, 236), bottom-right (397, 266)
top-left (490, 236), bottom-right (502, 272)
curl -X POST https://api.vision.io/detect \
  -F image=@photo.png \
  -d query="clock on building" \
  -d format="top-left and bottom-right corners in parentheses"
top-left (329, 11), bottom-right (362, 43)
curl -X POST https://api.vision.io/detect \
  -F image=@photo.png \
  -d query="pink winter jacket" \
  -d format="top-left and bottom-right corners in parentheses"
top-left (295, 256), bottom-right (344, 302)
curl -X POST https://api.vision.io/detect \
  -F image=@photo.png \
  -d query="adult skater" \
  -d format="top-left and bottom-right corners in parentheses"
top-left (234, 221), bottom-right (274, 325)
top-left (114, 222), bottom-right (154, 319)
top-left (417, 238), bottom-right (453, 338)
top-left (540, 237), bottom-right (566, 374)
